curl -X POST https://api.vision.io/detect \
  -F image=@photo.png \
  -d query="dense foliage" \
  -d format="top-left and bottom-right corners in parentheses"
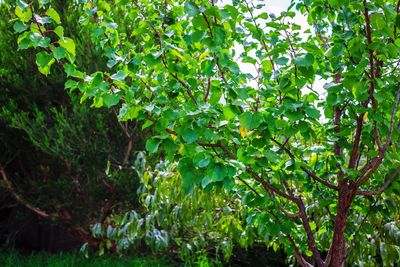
top-left (0, 0), bottom-right (144, 249)
top-left (6, 0), bottom-right (400, 266)
top-left (93, 161), bottom-right (247, 263)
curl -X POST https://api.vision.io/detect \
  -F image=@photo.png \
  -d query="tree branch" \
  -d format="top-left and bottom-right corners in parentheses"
top-left (385, 88), bottom-right (400, 149)
top-left (271, 137), bottom-right (337, 190)
top-left (287, 235), bottom-right (314, 267)
top-left (0, 168), bottom-right (50, 218)
top-left (301, 166), bottom-right (338, 190)
top-left (356, 166), bottom-right (400, 196)
top-left (355, 87), bottom-right (400, 187)
top-left (203, 78), bottom-right (211, 102)
top-left (296, 198), bottom-right (325, 267)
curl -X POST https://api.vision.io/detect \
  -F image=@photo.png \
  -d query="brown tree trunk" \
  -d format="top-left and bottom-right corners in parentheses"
top-left (329, 181), bottom-right (354, 267)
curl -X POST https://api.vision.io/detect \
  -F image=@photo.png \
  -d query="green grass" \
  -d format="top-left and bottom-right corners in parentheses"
top-left (0, 250), bottom-right (174, 267)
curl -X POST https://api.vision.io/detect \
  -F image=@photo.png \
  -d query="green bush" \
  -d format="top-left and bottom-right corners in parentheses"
top-left (91, 161), bottom-right (258, 265)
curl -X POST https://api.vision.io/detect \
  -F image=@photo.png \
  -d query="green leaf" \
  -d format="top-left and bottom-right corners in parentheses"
top-left (53, 46), bottom-right (66, 61)
top-left (59, 37), bottom-right (76, 56)
top-left (17, 32), bottom-right (32, 49)
top-left (275, 57), bottom-right (289, 65)
top-left (146, 138), bottom-right (161, 154)
top-left (178, 158), bottom-right (200, 192)
top-left (294, 53), bottom-right (314, 67)
top-left (182, 128), bottom-right (198, 144)
top-left (16, 0), bottom-right (28, 10)
top-left (143, 54), bottom-right (160, 67)
top-left (184, 2), bottom-right (200, 17)
top-left (208, 163), bottom-right (226, 182)
top-left (261, 60), bottom-right (272, 72)
top-left (191, 30), bottom-right (206, 42)
top-left (142, 120), bottom-right (154, 130)
top-left (103, 94), bottom-right (121, 107)
top-left (117, 104), bottom-right (142, 121)
top-left (111, 70), bottom-right (128, 82)
top-left (35, 51), bottom-right (55, 75)
top-left (36, 51), bottom-right (53, 68)
top-left (239, 112), bottom-right (263, 130)
top-left (64, 63), bottom-right (85, 79)
top-left (30, 33), bottom-right (50, 48)
top-left (15, 6), bottom-right (32, 22)
top-left (305, 106), bottom-right (320, 119)
top-left (34, 14), bottom-right (52, 24)
top-left (54, 26), bottom-right (64, 38)
top-left (13, 21), bottom-right (28, 33)
top-left (46, 7), bottom-right (61, 24)
top-left (370, 13), bottom-right (385, 31)
top-left (223, 105), bottom-right (236, 120)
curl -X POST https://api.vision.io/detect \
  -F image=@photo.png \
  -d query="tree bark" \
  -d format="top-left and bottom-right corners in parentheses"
top-left (329, 180), bottom-right (354, 267)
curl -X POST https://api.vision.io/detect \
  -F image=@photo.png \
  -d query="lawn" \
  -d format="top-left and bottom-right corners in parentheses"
top-left (0, 250), bottom-right (174, 267)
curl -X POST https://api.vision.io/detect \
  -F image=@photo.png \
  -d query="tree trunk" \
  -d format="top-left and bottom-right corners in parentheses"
top-left (329, 181), bottom-right (354, 267)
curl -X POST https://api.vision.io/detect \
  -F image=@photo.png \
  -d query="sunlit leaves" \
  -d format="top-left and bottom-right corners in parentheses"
top-left (46, 7), bottom-right (61, 24)
top-left (54, 26), bottom-right (64, 38)
top-left (111, 70), bottom-right (128, 82)
top-left (12, 0), bottom-right (400, 264)
top-left (15, 5), bottom-right (32, 22)
top-left (59, 37), bottom-right (76, 56)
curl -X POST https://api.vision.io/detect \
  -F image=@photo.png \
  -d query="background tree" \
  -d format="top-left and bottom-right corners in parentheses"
top-left (8, 0), bottom-right (400, 266)
top-left (0, 0), bottom-right (144, 250)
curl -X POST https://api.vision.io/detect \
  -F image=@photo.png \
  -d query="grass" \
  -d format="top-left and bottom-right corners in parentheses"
top-left (0, 250), bottom-right (174, 267)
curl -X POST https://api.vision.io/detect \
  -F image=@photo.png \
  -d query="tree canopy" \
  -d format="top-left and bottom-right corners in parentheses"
top-left (9, 0), bottom-right (400, 266)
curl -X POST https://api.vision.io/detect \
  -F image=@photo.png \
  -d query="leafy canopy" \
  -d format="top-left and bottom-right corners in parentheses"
top-left (11, 0), bottom-right (400, 265)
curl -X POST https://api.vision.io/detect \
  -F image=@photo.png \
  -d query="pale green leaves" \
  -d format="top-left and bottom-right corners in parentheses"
top-left (15, 5), bottom-right (32, 22)
top-left (54, 26), bottom-right (64, 38)
top-left (118, 104), bottom-right (142, 121)
top-left (46, 7), bottom-right (61, 24)
top-left (59, 37), bottom-right (76, 56)
top-left (64, 63), bottom-right (85, 79)
top-left (223, 105), bottom-right (236, 121)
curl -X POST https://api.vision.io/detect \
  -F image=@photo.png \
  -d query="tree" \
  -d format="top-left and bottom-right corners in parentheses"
top-left (0, 0), bottom-right (145, 250)
top-left (9, 0), bottom-right (400, 265)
